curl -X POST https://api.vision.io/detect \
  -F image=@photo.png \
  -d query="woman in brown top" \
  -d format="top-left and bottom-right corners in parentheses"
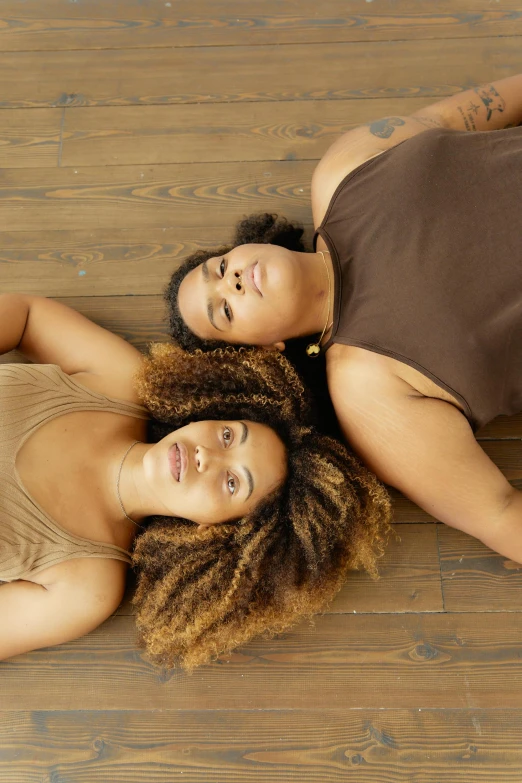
top-left (170, 72), bottom-right (522, 564)
top-left (0, 294), bottom-right (390, 669)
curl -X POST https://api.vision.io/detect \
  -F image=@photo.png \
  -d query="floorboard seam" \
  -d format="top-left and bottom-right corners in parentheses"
top-left (435, 523), bottom-right (447, 612)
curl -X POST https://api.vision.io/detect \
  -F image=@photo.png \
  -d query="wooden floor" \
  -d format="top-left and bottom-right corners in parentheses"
top-left (2, 1), bottom-right (522, 780)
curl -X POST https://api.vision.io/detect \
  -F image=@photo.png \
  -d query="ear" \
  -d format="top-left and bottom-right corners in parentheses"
top-left (197, 523), bottom-right (210, 531)
top-left (273, 341), bottom-right (286, 352)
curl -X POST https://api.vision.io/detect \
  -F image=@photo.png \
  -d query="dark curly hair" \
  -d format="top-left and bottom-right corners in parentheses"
top-left (165, 213), bottom-right (307, 352)
top-left (132, 343), bottom-right (391, 670)
top-left (165, 213), bottom-right (339, 437)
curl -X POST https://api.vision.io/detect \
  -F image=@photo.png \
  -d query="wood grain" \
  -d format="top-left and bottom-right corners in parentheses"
top-left (0, 108), bottom-right (61, 169)
top-left (4, 0), bottom-right (522, 17)
top-left (1, 38), bottom-right (522, 108)
top-left (0, 227), bottom-right (231, 296)
top-left (439, 527), bottom-right (522, 612)
top-left (115, 524), bottom-right (443, 616)
top-left (2, 6), bottom-right (522, 51)
top-left (2, 613), bottom-right (522, 710)
top-left (2, 709), bottom-right (522, 783)
top-left (2, 1), bottom-right (522, 778)
top-left (0, 161), bottom-right (313, 231)
top-left (477, 413), bottom-right (522, 439)
top-left (60, 97), bottom-right (434, 167)
top-left (54, 295), bottom-right (169, 349)
top-left (330, 524), bottom-right (443, 613)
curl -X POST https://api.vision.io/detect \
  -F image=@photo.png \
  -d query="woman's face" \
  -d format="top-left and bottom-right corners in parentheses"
top-left (144, 419), bottom-right (287, 526)
top-left (177, 243), bottom-right (307, 346)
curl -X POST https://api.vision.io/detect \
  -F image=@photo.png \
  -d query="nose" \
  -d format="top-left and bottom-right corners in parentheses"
top-left (217, 268), bottom-right (245, 296)
top-left (195, 445), bottom-right (206, 472)
top-left (195, 444), bottom-right (224, 474)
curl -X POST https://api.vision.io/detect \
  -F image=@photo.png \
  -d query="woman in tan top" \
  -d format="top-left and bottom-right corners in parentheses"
top-left (169, 72), bottom-right (522, 565)
top-left (0, 294), bottom-right (390, 669)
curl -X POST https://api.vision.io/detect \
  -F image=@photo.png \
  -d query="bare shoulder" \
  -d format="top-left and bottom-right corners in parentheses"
top-left (15, 296), bottom-right (144, 404)
top-left (311, 111), bottom-right (445, 226)
top-left (0, 558), bottom-right (128, 660)
top-left (326, 344), bottom-right (409, 405)
top-left (325, 343), bottom-right (436, 475)
top-left (37, 556), bottom-right (127, 618)
top-left (69, 365), bottom-right (145, 406)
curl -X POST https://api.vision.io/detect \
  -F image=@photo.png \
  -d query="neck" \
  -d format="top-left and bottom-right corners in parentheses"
top-left (102, 439), bottom-right (175, 536)
top-left (288, 250), bottom-right (335, 340)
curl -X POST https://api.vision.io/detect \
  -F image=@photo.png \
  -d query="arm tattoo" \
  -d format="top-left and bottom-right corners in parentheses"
top-left (474, 84), bottom-right (506, 122)
top-left (367, 117), bottom-right (405, 139)
top-left (457, 104), bottom-right (477, 132)
top-left (412, 115), bottom-right (443, 130)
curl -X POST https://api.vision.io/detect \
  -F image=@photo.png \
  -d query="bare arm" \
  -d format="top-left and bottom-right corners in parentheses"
top-left (329, 360), bottom-right (522, 563)
top-left (0, 294), bottom-right (142, 401)
top-left (0, 564), bottom-right (124, 661)
top-left (312, 73), bottom-right (522, 223)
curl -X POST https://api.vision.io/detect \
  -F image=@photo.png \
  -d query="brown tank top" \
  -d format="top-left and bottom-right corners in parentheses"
top-left (0, 363), bottom-right (148, 582)
top-left (315, 126), bottom-right (522, 431)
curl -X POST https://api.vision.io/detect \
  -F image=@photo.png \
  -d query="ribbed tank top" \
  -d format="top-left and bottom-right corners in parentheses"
top-left (0, 363), bottom-right (148, 582)
top-left (315, 126), bottom-right (522, 431)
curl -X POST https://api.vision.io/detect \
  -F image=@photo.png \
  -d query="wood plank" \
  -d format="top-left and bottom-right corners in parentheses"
top-left (0, 108), bottom-right (61, 169)
top-left (0, 227), bottom-right (232, 296)
top-left (0, 161), bottom-right (313, 231)
top-left (2, 708), bottom-right (522, 783)
top-left (55, 295), bottom-right (168, 349)
top-left (1, 38), bottom-right (522, 108)
top-left (5, 0), bottom-right (522, 17)
top-left (477, 413), bottom-right (522, 439)
top-left (2, 613), bottom-right (522, 710)
top-left (392, 491), bottom-right (439, 524)
top-left (331, 524), bottom-right (442, 614)
top-left (439, 527), bottom-right (522, 612)
top-left (480, 441), bottom-right (522, 480)
top-left (116, 525), bottom-right (442, 616)
top-left (60, 97), bottom-right (434, 167)
top-left (2, 5), bottom-right (522, 51)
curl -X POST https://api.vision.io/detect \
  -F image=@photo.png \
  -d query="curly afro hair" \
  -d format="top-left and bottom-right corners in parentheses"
top-left (132, 342), bottom-right (391, 670)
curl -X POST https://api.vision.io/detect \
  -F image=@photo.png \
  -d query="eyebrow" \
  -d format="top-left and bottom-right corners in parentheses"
top-left (207, 300), bottom-right (223, 332)
top-left (243, 466), bottom-right (254, 500)
top-left (203, 260), bottom-right (224, 333)
top-left (240, 421), bottom-right (248, 444)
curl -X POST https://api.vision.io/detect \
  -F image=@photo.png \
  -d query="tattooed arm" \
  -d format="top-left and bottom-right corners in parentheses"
top-left (312, 74), bottom-right (522, 224)
top-left (411, 74), bottom-right (522, 133)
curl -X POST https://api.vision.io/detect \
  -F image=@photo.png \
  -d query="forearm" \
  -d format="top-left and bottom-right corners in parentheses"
top-left (413, 73), bottom-right (522, 133)
top-left (0, 294), bottom-right (30, 356)
top-left (479, 488), bottom-right (522, 565)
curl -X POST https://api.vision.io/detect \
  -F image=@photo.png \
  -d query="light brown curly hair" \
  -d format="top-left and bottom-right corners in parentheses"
top-left (133, 343), bottom-right (391, 670)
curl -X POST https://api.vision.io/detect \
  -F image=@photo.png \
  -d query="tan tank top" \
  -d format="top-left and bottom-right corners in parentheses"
top-left (0, 363), bottom-right (148, 582)
top-left (315, 126), bottom-right (522, 431)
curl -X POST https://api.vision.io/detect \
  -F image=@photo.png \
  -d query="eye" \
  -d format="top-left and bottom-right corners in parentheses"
top-left (227, 473), bottom-right (237, 495)
top-left (219, 258), bottom-right (226, 277)
top-left (223, 425), bottom-right (233, 445)
top-left (224, 301), bottom-right (232, 322)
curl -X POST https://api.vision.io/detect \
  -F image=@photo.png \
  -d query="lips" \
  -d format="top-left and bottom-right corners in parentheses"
top-left (246, 262), bottom-right (262, 296)
top-left (168, 442), bottom-right (188, 481)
